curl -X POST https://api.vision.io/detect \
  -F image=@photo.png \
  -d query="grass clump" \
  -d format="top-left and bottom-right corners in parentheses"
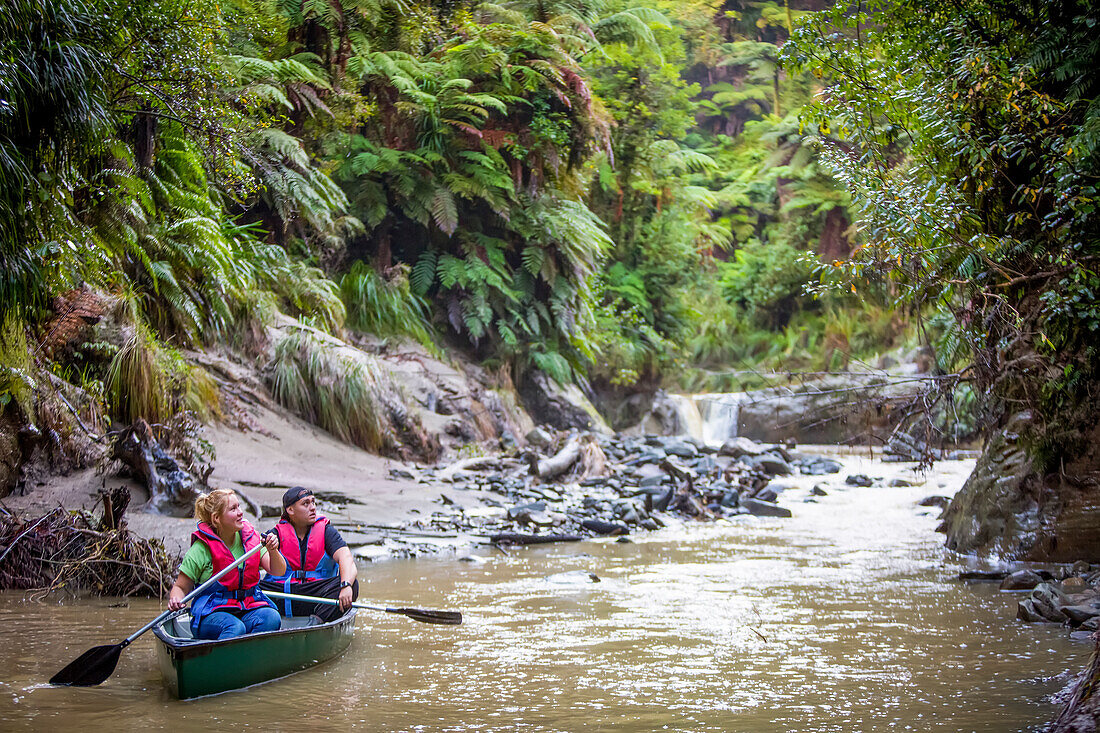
top-left (339, 261), bottom-right (436, 350)
top-left (268, 327), bottom-right (387, 452)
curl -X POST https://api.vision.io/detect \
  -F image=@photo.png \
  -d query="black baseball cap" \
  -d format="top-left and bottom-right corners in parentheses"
top-left (282, 486), bottom-right (314, 511)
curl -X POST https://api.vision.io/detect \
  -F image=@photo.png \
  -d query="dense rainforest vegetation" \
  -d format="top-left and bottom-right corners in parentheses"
top-left (1, 0), bottom-right (1097, 473)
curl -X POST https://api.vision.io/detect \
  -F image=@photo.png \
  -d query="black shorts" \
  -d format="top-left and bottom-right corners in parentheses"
top-left (259, 576), bottom-right (359, 623)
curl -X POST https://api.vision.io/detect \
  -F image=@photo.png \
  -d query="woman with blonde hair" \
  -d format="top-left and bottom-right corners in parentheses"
top-left (168, 489), bottom-right (287, 640)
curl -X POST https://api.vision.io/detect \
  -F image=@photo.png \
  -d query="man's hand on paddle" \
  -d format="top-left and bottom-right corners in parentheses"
top-left (338, 584), bottom-right (353, 611)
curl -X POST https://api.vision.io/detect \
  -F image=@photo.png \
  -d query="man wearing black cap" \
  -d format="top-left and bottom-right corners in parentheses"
top-left (258, 486), bottom-right (359, 622)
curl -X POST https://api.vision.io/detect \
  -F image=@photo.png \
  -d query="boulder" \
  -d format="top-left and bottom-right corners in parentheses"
top-left (940, 411), bottom-right (1100, 562)
top-left (918, 495), bottom-right (950, 509)
top-left (845, 474), bottom-right (874, 487)
top-left (664, 440), bottom-right (699, 459)
top-left (1030, 582), bottom-right (1071, 622)
top-left (799, 457), bottom-right (843, 475)
top-left (734, 374), bottom-right (920, 444)
top-left (507, 501), bottom-right (546, 522)
top-left (519, 371), bottom-right (611, 433)
top-left (718, 437), bottom-right (766, 458)
top-left (1063, 576), bottom-right (1090, 592)
top-left (754, 487), bottom-right (779, 503)
top-left (1016, 598), bottom-right (1046, 623)
top-left (741, 497), bottom-right (793, 518)
top-left (1000, 570), bottom-right (1045, 591)
top-left (525, 427), bottom-right (553, 448)
top-left (755, 454), bottom-right (793, 476)
top-left (1061, 604), bottom-right (1100, 626)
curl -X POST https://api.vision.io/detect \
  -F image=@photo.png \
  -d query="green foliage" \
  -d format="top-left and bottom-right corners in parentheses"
top-left (719, 240), bottom-right (815, 328)
top-left (785, 0), bottom-right (1100, 454)
top-left (6, 0), bottom-right (915, 451)
top-left (0, 0), bottom-right (113, 314)
top-left (340, 261), bottom-right (436, 348)
top-left (0, 312), bottom-right (35, 417)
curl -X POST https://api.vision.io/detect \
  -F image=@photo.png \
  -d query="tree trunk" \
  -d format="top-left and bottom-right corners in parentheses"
top-left (111, 419), bottom-right (201, 516)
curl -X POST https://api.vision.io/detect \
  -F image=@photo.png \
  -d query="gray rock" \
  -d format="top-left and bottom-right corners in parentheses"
top-left (810, 485), bottom-right (828, 497)
top-left (754, 454), bottom-right (793, 476)
top-left (918, 495), bottom-right (950, 509)
top-left (718, 437), bottom-right (765, 458)
top-left (1030, 583), bottom-right (1070, 622)
top-left (1017, 598), bottom-right (1046, 623)
top-left (525, 511), bottom-right (558, 527)
top-left (888, 478), bottom-right (913, 487)
top-left (1061, 604), bottom-right (1100, 626)
top-left (694, 456), bottom-right (719, 474)
top-left (525, 427), bottom-right (553, 448)
top-left (664, 440), bottom-right (699, 459)
top-left (845, 474), bottom-right (874, 487)
top-left (507, 501), bottom-right (546, 521)
top-left (754, 488), bottom-right (779, 503)
top-left (799, 457), bottom-right (843, 475)
top-left (1000, 570), bottom-right (1045, 591)
top-left (741, 497), bottom-right (793, 518)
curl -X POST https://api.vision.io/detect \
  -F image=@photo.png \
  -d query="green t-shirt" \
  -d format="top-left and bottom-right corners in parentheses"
top-left (178, 535), bottom-right (268, 584)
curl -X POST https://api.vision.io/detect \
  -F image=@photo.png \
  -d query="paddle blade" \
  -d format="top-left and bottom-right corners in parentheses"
top-left (50, 643), bottom-right (123, 686)
top-left (388, 607), bottom-right (463, 625)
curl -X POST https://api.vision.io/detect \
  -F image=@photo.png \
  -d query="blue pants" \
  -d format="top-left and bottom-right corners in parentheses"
top-left (195, 607), bottom-right (281, 640)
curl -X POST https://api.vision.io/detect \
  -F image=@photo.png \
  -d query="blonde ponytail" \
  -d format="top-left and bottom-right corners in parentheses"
top-left (194, 489), bottom-right (237, 526)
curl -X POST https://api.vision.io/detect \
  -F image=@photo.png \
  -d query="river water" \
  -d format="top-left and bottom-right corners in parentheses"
top-left (0, 451), bottom-right (1088, 731)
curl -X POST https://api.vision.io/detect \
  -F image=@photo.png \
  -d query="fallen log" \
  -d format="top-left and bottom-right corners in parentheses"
top-left (531, 437), bottom-right (581, 480)
top-left (437, 455), bottom-right (500, 480)
top-left (488, 532), bottom-right (584, 546)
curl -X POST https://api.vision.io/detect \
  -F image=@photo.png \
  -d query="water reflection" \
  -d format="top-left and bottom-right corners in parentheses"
top-left (0, 454), bottom-right (1087, 731)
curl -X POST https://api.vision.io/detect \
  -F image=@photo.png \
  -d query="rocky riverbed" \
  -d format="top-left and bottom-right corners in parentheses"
top-left (319, 430), bottom-right (964, 561)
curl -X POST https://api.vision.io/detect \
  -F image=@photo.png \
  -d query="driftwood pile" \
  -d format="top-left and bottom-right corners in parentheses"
top-left (0, 487), bottom-right (179, 599)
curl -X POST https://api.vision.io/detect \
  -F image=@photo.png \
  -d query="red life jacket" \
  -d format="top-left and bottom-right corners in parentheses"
top-left (271, 516), bottom-right (337, 583)
top-left (189, 520), bottom-right (273, 622)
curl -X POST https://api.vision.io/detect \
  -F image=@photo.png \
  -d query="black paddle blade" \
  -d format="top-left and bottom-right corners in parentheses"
top-left (50, 643), bottom-right (123, 686)
top-left (389, 607), bottom-right (463, 625)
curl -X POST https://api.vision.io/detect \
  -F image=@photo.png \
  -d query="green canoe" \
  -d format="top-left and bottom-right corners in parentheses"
top-left (152, 609), bottom-right (357, 699)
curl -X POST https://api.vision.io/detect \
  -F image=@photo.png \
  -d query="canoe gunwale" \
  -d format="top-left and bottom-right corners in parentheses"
top-left (152, 608), bottom-right (356, 660)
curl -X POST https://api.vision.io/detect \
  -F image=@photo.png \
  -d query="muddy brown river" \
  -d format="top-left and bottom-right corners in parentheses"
top-left (0, 453), bottom-right (1088, 730)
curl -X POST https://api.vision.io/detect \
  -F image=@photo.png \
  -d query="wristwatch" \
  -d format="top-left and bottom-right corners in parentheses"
top-left (339, 580), bottom-right (352, 589)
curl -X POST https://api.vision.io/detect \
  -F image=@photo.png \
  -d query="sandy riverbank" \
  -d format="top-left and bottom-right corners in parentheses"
top-left (0, 400), bottom-right (446, 554)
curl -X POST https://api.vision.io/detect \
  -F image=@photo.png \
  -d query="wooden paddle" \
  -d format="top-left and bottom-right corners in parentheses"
top-left (264, 589), bottom-right (463, 625)
top-left (50, 538), bottom-right (268, 687)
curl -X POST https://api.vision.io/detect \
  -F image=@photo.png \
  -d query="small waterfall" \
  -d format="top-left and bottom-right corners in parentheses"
top-left (665, 394), bottom-right (705, 443)
top-left (665, 392), bottom-right (747, 446)
top-left (696, 393), bottom-right (746, 446)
